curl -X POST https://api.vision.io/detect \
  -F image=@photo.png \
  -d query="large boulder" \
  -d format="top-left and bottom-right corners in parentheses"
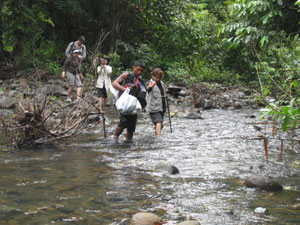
top-left (0, 96), bottom-right (16, 109)
top-left (243, 176), bottom-right (283, 192)
top-left (131, 212), bottom-right (163, 225)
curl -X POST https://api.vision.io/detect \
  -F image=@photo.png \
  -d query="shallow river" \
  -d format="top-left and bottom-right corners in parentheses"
top-left (0, 108), bottom-right (299, 224)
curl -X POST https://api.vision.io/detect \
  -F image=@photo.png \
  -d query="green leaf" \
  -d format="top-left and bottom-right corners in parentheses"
top-left (4, 45), bottom-right (14, 52)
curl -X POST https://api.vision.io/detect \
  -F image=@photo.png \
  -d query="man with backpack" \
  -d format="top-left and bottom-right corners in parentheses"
top-left (111, 61), bottom-right (147, 143)
top-left (65, 36), bottom-right (86, 61)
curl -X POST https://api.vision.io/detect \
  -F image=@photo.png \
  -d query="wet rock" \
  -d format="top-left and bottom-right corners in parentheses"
top-left (167, 84), bottom-right (182, 97)
top-left (184, 112), bottom-right (203, 120)
top-left (178, 89), bottom-right (188, 97)
top-left (7, 90), bottom-right (20, 98)
top-left (254, 207), bottom-right (268, 214)
top-left (0, 96), bottom-right (16, 109)
top-left (175, 111), bottom-right (189, 118)
top-left (200, 98), bottom-right (213, 110)
top-left (233, 100), bottom-right (243, 109)
top-left (288, 203), bottom-right (300, 210)
top-left (86, 115), bottom-right (100, 124)
top-left (131, 212), bottom-right (163, 225)
top-left (52, 86), bottom-right (68, 96)
top-left (243, 176), bottom-right (283, 192)
top-left (177, 221), bottom-right (200, 225)
top-left (155, 161), bottom-right (179, 174)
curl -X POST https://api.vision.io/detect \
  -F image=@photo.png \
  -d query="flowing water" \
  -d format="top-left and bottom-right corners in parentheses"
top-left (0, 108), bottom-right (299, 225)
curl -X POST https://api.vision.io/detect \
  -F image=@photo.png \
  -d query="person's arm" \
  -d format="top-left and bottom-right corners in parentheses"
top-left (105, 65), bottom-right (112, 74)
top-left (147, 80), bottom-right (156, 91)
top-left (78, 45), bottom-right (86, 60)
top-left (65, 42), bottom-right (72, 58)
top-left (112, 72), bottom-right (129, 91)
top-left (62, 57), bottom-right (71, 78)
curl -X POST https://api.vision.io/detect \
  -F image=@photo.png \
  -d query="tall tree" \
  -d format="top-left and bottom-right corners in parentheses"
top-left (0, 0), bottom-right (3, 59)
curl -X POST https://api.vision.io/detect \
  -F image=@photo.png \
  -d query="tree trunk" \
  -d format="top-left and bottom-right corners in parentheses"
top-left (0, 0), bottom-right (4, 60)
top-left (110, 0), bottom-right (121, 52)
top-left (13, 0), bottom-right (25, 59)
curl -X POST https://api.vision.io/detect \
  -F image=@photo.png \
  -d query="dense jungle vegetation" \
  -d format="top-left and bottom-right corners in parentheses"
top-left (0, 0), bottom-right (299, 131)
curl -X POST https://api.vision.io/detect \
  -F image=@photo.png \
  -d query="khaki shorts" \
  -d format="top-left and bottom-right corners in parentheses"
top-left (66, 71), bottom-right (82, 87)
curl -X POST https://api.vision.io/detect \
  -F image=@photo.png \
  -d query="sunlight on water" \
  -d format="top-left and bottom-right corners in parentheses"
top-left (0, 109), bottom-right (299, 224)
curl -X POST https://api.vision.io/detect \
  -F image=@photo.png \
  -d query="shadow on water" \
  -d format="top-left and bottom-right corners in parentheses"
top-left (0, 109), bottom-right (299, 224)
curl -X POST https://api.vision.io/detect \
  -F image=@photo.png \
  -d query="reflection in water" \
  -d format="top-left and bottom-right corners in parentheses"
top-left (0, 109), bottom-right (299, 224)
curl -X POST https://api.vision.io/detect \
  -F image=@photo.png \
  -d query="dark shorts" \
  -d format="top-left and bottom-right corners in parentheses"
top-left (118, 114), bottom-right (137, 133)
top-left (150, 112), bottom-right (164, 124)
top-left (97, 87), bottom-right (107, 98)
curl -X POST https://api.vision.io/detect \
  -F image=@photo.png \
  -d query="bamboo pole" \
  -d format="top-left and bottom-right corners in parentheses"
top-left (280, 139), bottom-right (283, 161)
top-left (263, 137), bottom-right (269, 161)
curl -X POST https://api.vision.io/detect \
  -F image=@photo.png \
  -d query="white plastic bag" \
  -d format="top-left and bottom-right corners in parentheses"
top-left (108, 85), bottom-right (119, 104)
top-left (115, 89), bottom-right (142, 115)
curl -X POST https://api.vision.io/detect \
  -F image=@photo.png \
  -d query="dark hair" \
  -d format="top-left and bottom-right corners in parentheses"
top-left (151, 68), bottom-right (164, 78)
top-left (133, 61), bottom-right (146, 69)
top-left (101, 55), bottom-right (110, 64)
top-left (78, 35), bottom-right (85, 43)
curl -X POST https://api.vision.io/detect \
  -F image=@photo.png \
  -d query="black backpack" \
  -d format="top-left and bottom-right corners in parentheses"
top-left (120, 72), bottom-right (147, 109)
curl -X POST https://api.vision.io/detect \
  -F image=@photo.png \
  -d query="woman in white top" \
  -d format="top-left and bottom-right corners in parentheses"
top-left (96, 56), bottom-right (112, 113)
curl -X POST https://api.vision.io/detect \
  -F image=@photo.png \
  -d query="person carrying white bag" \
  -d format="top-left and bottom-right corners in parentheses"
top-left (111, 61), bottom-right (147, 143)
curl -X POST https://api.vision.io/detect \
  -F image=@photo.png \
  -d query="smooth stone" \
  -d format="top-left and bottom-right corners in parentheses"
top-left (131, 212), bottom-right (163, 225)
top-left (254, 207), bottom-right (268, 214)
top-left (243, 176), bottom-right (283, 192)
top-left (155, 161), bottom-right (179, 174)
top-left (184, 112), bottom-right (203, 119)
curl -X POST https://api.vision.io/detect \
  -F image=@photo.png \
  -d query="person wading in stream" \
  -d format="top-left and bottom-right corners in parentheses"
top-left (61, 50), bottom-right (84, 102)
top-left (112, 61), bottom-right (147, 143)
top-left (146, 68), bottom-right (167, 138)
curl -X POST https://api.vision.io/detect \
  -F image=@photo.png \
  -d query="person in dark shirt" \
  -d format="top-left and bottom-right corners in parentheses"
top-left (61, 50), bottom-right (84, 102)
top-left (111, 62), bottom-right (146, 143)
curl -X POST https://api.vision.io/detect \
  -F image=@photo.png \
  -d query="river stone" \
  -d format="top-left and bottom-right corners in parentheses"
top-left (254, 207), bottom-right (268, 214)
top-left (167, 84), bottom-right (182, 97)
top-left (0, 96), bottom-right (16, 109)
top-left (233, 100), bottom-right (243, 109)
top-left (200, 98), bottom-right (213, 109)
top-left (184, 112), bottom-right (203, 120)
top-left (131, 212), bottom-right (163, 225)
top-left (243, 176), bottom-right (283, 192)
top-left (155, 161), bottom-right (179, 174)
top-left (86, 115), bottom-right (100, 124)
top-left (177, 221), bottom-right (200, 225)
top-left (288, 203), bottom-right (300, 210)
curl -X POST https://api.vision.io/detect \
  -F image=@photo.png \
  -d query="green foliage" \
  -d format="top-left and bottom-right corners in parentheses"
top-left (220, 0), bottom-right (298, 47)
top-left (107, 52), bottom-right (124, 79)
top-left (260, 98), bottom-right (300, 132)
top-left (0, 87), bottom-right (7, 92)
